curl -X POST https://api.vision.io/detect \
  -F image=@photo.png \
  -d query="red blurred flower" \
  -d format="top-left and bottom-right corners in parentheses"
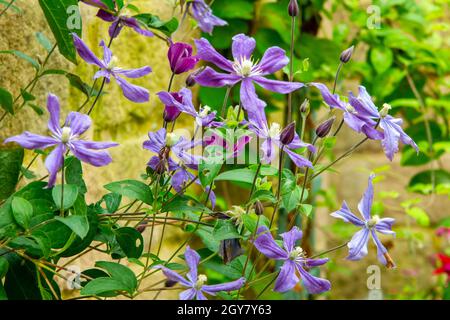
top-left (434, 253), bottom-right (450, 282)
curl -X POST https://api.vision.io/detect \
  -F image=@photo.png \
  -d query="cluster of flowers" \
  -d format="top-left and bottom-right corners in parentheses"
top-left (4, 0), bottom-right (419, 299)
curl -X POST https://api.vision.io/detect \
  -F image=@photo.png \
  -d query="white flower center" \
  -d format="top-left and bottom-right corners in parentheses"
top-left (195, 274), bottom-right (207, 290)
top-left (199, 105), bottom-right (211, 118)
top-left (233, 56), bottom-right (261, 77)
top-left (61, 126), bottom-right (72, 143)
top-left (289, 246), bottom-right (305, 260)
top-left (166, 133), bottom-right (180, 147)
top-left (226, 206), bottom-right (246, 226)
top-left (345, 103), bottom-right (357, 114)
top-left (379, 103), bottom-right (391, 118)
top-left (366, 215), bottom-right (380, 228)
top-left (268, 122), bottom-right (281, 138)
top-left (107, 56), bottom-right (119, 70)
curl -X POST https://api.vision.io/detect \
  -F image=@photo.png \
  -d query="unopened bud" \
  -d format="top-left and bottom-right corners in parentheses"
top-left (185, 67), bottom-right (204, 87)
top-left (254, 200), bottom-right (264, 216)
top-left (136, 221), bottom-right (146, 234)
top-left (340, 45), bottom-right (354, 63)
top-left (280, 122), bottom-right (296, 145)
top-left (315, 116), bottom-right (336, 138)
top-left (165, 279), bottom-right (178, 287)
top-left (300, 99), bottom-right (310, 115)
top-left (288, 0), bottom-right (299, 17)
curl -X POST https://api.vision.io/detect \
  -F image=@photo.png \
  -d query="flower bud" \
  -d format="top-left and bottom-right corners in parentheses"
top-left (219, 238), bottom-right (242, 264)
top-left (136, 221), bottom-right (146, 234)
top-left (280, 122), bottom-right (296, 145)
top-left (288, 0), bottom-right (299, 17)
top-left (254, 200), bottom-right (264, 216)
top-left (165, 279), bottom-right (178, 287)
top-left (300, 99), bottom-right (310, 116)
top-left (185, 67), bottom-right (204, 87)
top-left (168, 42), bottom-right (199, 74)
top-left (315, 116), bottom-right (336, 138)
top-left (340, 45), bottom-right (354, 64)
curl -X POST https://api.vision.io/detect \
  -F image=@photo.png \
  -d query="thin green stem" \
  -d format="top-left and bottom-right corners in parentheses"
top-left (269, 147), bottom-right (284, 228)
top-left (255, 271), bottom-right (279, 299)
top-left (221, 86), bottom-right (232, 118)
top-left (60, 157), bottom-right (65, 217)
top-left (0, 0), bottom-right (16, 17)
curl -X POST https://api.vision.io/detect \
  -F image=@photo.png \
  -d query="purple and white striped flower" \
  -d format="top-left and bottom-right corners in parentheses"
top-left (194, 34), bottom-right (304, 119)
top-left (81, 0), bottom-right (154, 39)
top-left (189, 0), bottom-right (228, 35)
top-left (72, 33), bottom-right (152, 103)
top-left (254, 226), bottom-right (331, 294)
top-left (348, 86), bottom-right (419, 161)
top-left (331, 174), bottom-right (396, 268)
top-left (157, 88), bottom-right (217, 127)
top-left (157, 246), bottom-right (245, 300)
top-left (4, 94), bottom-right (118, 187)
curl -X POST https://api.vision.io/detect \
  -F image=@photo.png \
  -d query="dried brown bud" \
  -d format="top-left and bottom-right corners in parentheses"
top-left (315, 116), bottom-right (336, 138)
top-left (340, 45), bottom-right (354, 63)
top-left (219, 238), bottom-right (242, 264)
top-left (288, 0), bottom-right (299, 17)
top-left (280, 122), bottom-right (296, 145)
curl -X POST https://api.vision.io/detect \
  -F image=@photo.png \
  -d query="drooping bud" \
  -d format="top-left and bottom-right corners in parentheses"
top-left (315, 116), bottom-right (336, 138)
top-left (280, 122), bottom-right (296, 145)
top-left (219, 238), bottom-right (242, 264)
top-left (288, 0), bottom-right (299, 17)
top-left (162, 92), bottom-right (182, 123)
top-left (379, 103), bottom-right (391, 118)
top-left (185, 67), bottom-right (204, 87)
top-left (254, 200), bottom-right (264, 216)
top-left (300, 99), bottom-right (310, 116)
top-left (165, 279), bottom-right (178, 287)
top-left (340, 45), bottom-right (354, 64)
top-left (136, 221), bottom-right (147, 234)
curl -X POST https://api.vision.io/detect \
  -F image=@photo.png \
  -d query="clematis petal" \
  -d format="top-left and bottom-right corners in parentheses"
top-left (120, 16), bottom-right (154, 37)
top-left (171, 168), bottom-right (195, 192)
top-left (72, 140), bottom-right (118, 150)
top-left (297, 264), bottom-right (331, 294)
top-left (156, 266), bottom-right (191, 287)
top-left (253, 76), bottom-right (304, 94)
top-left (288, 134), bottom-right (316, 153)
top-left (375, 218), bottom-right (396, 236)
top-left (231, 34), bottom-right (256, 60)
top-left (72, 33), bottom-right (105, 68)
top-left (347, 228), bottom-right (370, 261)
top-left (82, 0), bottom-right (109, 10)
top-left (194, 66), bottom-right (241, 87)
top-left (357, 174), bottom-right (375, 221)
top-left (179, 288), bottom-right (197, 300)
top-left (202, 277), bottom-right (245, 293)
top-left (69, 140), bottom-right (114, 167)
top-left (304, 258), bottom-right (329, 268)
top-left (114, 75), bottom-right (149, 103)
top-left (143, 128), bottom-right (166, 153)
top-left (46, 94), bottom-right (61, 135)
top-left (280, 226), bottom-right (303, 253)
top-left (274, 260), bottom-right (299, 293)
top-left (258, 47), bottom-right (290, 75)
top-left (94, 69), bottom-right (111, 81)
top-left (4, 132), bottom-right (58, 150)
top-left (254, 226), bottom-right (289, 260)
top-left (330, 201), bottom-right (365, 227)
top-left (108, 21), bottom-right (123, 39)
top-left (113, 66), bottom-right (152, 78)
top-left (185, 246), bottom-right (200, 283)
top-left (309, 82), bottom-right (345, 110)
top-left (191, 0), bottom-right (227, 35)
top-left (45, 143), bottom-right (66, 187)
top-left (283, 147), bottom-right (313, 168)
top-left (99, 40), bottom-right (112, 66)
top-left (240, 78), bottom-right (266, 116)
top-left (371, 230), bottom-right (391, 266)
top-left (195, 290), bottom-right (208, 300)
top-left (351, 86), bottom-right (380, 117)
top-left (261, 138), bottom-right (277, 165)
top-left (194, 38), bottom-right (234, 72)
top-left (96, 9), bottom-right (116, 22)
top-left (65, 112), bottom-right (92, 136)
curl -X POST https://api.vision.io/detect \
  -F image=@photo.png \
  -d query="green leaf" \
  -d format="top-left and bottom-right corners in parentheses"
top-left (199, 159), bottom-right (222, 187)
top-left (242, 213), bottom-right (269, 234)
top-left (212, 0), bottom-right (254, 20)
top-left (38, 0), bottom-right (81, 64)
top-left (406, 207), bottom-right (430, 227)
top-left (4, 258), bottom-right (42, 300)
top-left (281, 185), bottom-right (308, 213)
top-left (101, 193), bottom-right (122, 213)
top-left (215, 168), bottom-right (256, 185)
top-left (89, 261), bottom-right (137, 295)
top-left (65, 73), bottom-right (98, 97)
top-left (104, 180), bottom-right (152, 205)
top-left (213, 219), bottom-right (241, 241)
top-left (35, 32), bottom-right (53, 52)
top-left (0, 148), bottom-right (24, 199)
top-left (52, 184), bottom-right (79, 210)
top-left (115, 227), bottom-right (144, 259)
top-left (81, 278), bottom-right (131, 296)
top-left (0, 87), bottom-right (14, 114)
top-left (0, 50), bottom-right (40, 70)
top-left (55, 215), bottom-right (89, 239)
top-left (11, 197), bottom-right (33, 229)
top-left (28, 103), bottom-right (44, 116)
top-left (299, 204), bottom-right (313, 217)
top-left (65, 157), bottom-right (87, 194)
top-left (134, 13), bottom-right (178, 37)
top-left (249, 190), bottom-right (276, 204)
top-left (0, 257), bottom-right (9, 279)
top-left (370, 46), bottom-right (394, 74)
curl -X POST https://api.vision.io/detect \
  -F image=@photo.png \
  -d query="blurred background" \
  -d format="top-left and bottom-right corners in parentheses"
top-left (0, 0), bottom-right (449, 299)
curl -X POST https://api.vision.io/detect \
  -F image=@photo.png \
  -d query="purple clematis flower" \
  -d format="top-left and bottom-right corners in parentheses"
top-left (160, 92), bottom-right (182, 123)
top-left (188, 0), bottom-right (228, 34)
top-left (331, 174), bottom-right (396, 268)
top-left (81, 0), bottom-right (154, 39)
top-left (194, 34), bottom-right (304, 118)
top-left (157, 246), bottom-right (245, 300)
top-left (72, 33), bottom-right (152, 103)
top-left (310, 83), bottom-right (383, 140)
top-left (158, 88), bottom-right (217, 127)
top-left (168, 42), bottom-right (199, 75)
top-left (247, 111), bottom-right (315, 168)
top-left (254, 226), bottom-right (331, 294)
top-left (4, 94), bottom-right (118, 187)
top-left (348, 86), bottom-right (419, 161)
